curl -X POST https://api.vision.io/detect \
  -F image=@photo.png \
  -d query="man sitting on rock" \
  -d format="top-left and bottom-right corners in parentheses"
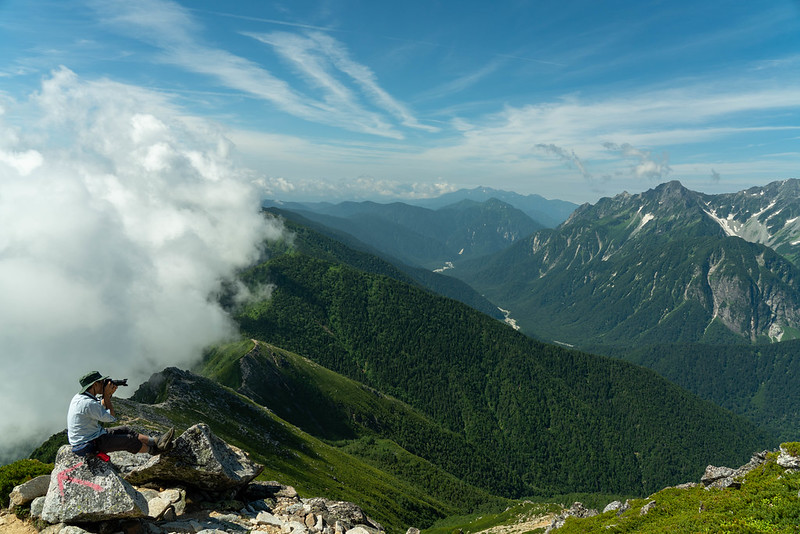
top-left (67, 370), bottom-right (175, 457)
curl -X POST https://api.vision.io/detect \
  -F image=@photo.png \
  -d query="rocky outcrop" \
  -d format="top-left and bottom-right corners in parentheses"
top-left (544, 502), bottom-right (598, 533)
top-left (777, 444), bottom-right (800, 469)
top-left (114, 423), bottom-right (263, 491)
top-left (9, 424), bottom-right (386, 534)
top-left (701, 450), bottom-right (769, 490)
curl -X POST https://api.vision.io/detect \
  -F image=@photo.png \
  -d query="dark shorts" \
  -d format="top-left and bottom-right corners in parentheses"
top-left (94, 426), bottom-right (142, 454)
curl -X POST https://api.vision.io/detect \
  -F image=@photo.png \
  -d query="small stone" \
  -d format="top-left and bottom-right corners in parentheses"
top-left (306, 513), bottom-right (317, 528)
top-left (147, 496), bottom-right (172, 518)
top-left (30, 496), bottom-right (46, 518)
top-left (256, 511), bottom-right (284, 527)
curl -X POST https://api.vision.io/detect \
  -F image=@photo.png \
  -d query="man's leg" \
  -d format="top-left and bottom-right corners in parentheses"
top-left (95, 426), bottom-right (147, 454)
top-left (96, 426), bottom-right (175, 455)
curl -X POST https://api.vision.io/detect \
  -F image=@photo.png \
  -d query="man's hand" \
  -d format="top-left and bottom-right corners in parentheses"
top-left (101, 381), bottom-right (116, 416)
top-left (102, 381), bottom-right (118, 398)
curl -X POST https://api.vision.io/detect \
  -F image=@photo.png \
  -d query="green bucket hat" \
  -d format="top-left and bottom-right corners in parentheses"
top-left (78, 371), bottom-right (108, 394)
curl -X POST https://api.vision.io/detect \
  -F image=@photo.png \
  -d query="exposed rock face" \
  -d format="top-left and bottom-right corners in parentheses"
top-left (40, 446), bottom-right (148, 524)
top-left (701, 450), bottom-right (769, 490)
top-left (115, 423), bottom-right (263, 491)
top-left (544, 502), bottom-right (598, 533)
top-left (777, 445), bottom-right (800, 469)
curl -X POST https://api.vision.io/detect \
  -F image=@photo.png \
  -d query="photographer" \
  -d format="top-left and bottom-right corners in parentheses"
top-left (67, 371), bottom-right (174, 457)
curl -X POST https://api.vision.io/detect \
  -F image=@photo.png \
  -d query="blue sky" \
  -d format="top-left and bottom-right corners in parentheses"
top-left (2, 0), bottom-right (800, 203)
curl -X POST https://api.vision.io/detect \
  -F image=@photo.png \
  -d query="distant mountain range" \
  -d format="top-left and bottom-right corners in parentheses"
top-left (456, 180), bottom-right (800, 347)
top-left (406, 186), bottom-right (579, 228)
top-left (264, 197), bottom-right (544, 270)
top-left (265, 186), bottom-right (579, 229)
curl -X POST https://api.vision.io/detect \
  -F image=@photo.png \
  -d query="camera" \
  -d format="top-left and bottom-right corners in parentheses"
top-left (105, 378), bottom-right (128, 387)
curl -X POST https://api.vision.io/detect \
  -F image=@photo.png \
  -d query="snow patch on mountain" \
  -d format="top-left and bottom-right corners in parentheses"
top-left (703, 207), bottom-right (739, 237)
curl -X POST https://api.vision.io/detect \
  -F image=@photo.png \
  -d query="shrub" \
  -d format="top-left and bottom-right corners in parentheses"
top-left (0, 459), bottom-right (53, 508)
top-left (28, 430), bottom-right (68, 464)
top-left (781, 442), bottom-right (800, 457)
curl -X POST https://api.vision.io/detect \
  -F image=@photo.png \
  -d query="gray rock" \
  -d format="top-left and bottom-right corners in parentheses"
top-left (245, 480), bottom-right (297, 502)
top-left (30, 495), bottom-right (46, 518)
top-left (255, 510), bottom-right (284, 527)
top-left (602, 501), bottom-right (623, 514)
top-left (405, 528), bottom-right (420, 534)
top-left (121, 423), bottom-right (263, 491)
top-left (303, 498), bottom-right (377, 532)
top-left (287, 520), bottom-right (309, 534)
top-left (41, 446), bottom-right (148, 523)
top-left (147, 495), bottom-right (172, 518)
top-left (639, 500), bottom-right (656, 515)
top-left (160, 519), bottom-right (203, 533)
top-left (701, 451), bottom-right (769, 490)
top-left (701, 465), bottom-right (738, 489)
top-left (544, 502), bottom-right (598, 533)
top-left (778, 446), bottom-right (800, 469)
top-left (9, 474), bottom-right (51, 507)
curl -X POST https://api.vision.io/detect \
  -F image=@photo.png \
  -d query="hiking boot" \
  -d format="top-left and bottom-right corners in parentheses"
top-left (151, 427), bottom-right (175, 455)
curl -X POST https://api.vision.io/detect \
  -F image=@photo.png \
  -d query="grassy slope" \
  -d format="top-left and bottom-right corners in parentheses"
top-left (556, 448), bottom-right (800, 533)
top-left (198, 340), bottom-right (516, 499)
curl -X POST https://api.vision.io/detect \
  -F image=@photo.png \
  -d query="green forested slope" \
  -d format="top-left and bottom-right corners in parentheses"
top-left (232, 248), bottom-right (771, 497)
top-left (264, 209), bottom-right (503, 319)
top-left (603, 341), bottom-right (800, 442)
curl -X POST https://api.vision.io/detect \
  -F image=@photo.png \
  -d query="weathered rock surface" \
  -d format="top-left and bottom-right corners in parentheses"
top-left (777, 445), bottom-right (800, 469)
top-left (40, 446), bottom-right (148, 523)
top-left (701, 450), bottom-right (769, 490)
top-left (544, 502), bottom-right (598, 533)
top-left (114, 423), bottom-right (263, 491)
top-left (9, 474), bottom-right (51, 507)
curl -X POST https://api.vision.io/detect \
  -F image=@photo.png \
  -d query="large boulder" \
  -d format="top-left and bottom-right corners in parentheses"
top-left (115, 423), bottom-right (263, 491)
top-left (40, 446), bottom-right (148, 523)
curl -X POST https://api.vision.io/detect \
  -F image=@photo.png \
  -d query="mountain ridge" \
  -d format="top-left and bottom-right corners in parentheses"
top-left (456, 180), bottom-right (800, 346)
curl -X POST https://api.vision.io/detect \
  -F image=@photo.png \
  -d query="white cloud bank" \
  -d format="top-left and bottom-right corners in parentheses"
top-left (0, 67), bottom-right (283, 462)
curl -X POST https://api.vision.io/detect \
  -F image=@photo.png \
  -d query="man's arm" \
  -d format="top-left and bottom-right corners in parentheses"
top-left (101, 382), bottom-right (118, 417)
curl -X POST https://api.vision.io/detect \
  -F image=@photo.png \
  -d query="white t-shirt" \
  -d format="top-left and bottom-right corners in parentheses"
top-left (66, 392), bottom-right (116, 446)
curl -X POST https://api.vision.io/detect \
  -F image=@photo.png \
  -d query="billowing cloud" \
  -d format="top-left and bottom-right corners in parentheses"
top-left (603, 142), bottom-right (671, 181)
top-left (0, 68), bottom-right (283, 462)
top-left (536, 143), bottom-right (593, 181)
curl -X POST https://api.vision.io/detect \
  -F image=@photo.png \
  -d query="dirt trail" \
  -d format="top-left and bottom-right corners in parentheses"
top-left (474, 513), bottom-right (556, 534)
top-left (0, 511), bottom-right (37, 534)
